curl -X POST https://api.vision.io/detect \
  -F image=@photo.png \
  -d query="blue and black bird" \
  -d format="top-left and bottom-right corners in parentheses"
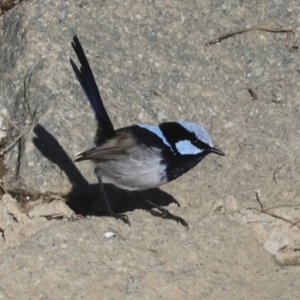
top-left (70, 35), bottom-right (224, 228)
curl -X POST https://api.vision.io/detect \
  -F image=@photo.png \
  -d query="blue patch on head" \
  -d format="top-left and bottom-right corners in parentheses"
top-left (177, 121), bottom-right (213, 147)
top-left (137, 124), bottom-right (173, 151)
top-left (175, 140), bottom-right (203, 155)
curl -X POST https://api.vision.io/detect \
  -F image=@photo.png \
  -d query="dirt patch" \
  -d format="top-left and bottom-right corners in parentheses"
top-left (0, 193), bottom-right (77, 250)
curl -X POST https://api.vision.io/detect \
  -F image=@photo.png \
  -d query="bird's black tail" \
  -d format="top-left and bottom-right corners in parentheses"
top-left (70, 35), bottom-right (115, 143)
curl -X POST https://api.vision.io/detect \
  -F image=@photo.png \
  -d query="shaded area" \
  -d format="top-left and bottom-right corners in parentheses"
top-left (32, 124), bottom-right (179, 217)
top-left (0, 0), bottom-right (27, 16)
top-left (0, 134), bottom-right (7, 197)
top-left (0, 156), bottom-right (5, 197)
top-left (33, 124), bottom-right (89, 190)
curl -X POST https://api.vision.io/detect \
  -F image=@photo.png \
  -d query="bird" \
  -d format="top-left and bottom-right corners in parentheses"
top-left (70, 35), bottom-right (224, 228)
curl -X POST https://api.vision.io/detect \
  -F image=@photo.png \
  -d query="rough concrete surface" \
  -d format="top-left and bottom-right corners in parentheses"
top-left (1, 0), bottom-right (300, 299)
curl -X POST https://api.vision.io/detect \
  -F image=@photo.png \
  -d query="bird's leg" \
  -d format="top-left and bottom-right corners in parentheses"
top-left (95, 172), bottom-right (130, 226)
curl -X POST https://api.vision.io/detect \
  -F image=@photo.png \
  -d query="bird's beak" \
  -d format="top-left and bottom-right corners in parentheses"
top-left (210, 146), bottom-right (225, 156)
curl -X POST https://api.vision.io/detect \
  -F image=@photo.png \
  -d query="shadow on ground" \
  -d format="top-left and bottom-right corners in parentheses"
top-left (32, 124), bottom-right (179, 217)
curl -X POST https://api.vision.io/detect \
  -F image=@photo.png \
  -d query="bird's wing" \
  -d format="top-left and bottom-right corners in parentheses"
top-left (74, 130), bottom-right (140, 162)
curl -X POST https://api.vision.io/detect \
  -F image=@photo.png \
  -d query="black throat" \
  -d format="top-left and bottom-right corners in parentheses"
top-left (164, 152), bottom-right (209, 182)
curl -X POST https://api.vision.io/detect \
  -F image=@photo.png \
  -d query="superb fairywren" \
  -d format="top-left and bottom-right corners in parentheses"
top-left (70, 35), bottom-right (224, 228)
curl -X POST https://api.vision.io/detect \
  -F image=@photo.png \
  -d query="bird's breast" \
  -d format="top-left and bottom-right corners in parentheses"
top-left (165, 154), bottom-right (206, 182)
top-left (95, 147), bottom-right (168, 190)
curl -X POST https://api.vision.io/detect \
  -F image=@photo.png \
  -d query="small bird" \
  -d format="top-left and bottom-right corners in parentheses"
top-left (70, 35), bottom-right (224, 228)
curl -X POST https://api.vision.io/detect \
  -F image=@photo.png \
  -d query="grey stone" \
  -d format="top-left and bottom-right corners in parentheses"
top-left (1, 0), bottom-right (299, 201)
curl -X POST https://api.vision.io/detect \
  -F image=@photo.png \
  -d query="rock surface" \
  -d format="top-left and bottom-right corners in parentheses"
top-left (1, 0), bottom-right (300, 298)
top-left (0, 193), bottom-right (76, 250)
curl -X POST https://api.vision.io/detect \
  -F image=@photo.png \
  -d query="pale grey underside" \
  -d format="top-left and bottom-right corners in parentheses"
top-left (95, 146), bottom-right (167, 190)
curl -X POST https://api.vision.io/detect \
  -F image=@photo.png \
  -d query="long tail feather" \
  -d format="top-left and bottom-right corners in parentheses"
top-left (70, 35), bottom-right (115, 140)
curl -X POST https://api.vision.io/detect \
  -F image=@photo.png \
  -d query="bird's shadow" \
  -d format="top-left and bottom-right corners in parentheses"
top-left (32, 124), bottom-right (179, 216)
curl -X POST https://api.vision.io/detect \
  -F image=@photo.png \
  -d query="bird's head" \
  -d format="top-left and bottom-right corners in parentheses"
top-left (154, 121), bottom-right (224, 158)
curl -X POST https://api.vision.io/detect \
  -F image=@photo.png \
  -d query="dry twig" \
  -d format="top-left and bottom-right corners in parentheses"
top-left (0, 128), bottom-right (27, 156)
top-left (38, 213), bottom-right (83, 221)
top-left (246, 192), bottom-right (300, 229)
top-left (206, 26), bottom-right (294, 45)
top-left (0, 112), bottom-right (20, 132)
top-left (272, 160), bottom-right (295, 185)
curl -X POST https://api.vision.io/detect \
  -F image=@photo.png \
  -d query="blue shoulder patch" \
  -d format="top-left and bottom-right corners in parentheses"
top-left (137, 124), bottom-right (173, 151)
